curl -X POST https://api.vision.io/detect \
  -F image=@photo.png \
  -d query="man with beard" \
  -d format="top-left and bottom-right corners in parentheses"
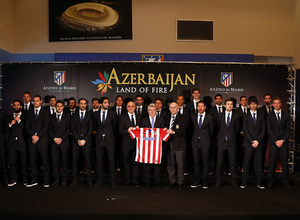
top-left (6, 100), bottom-right (26, 186)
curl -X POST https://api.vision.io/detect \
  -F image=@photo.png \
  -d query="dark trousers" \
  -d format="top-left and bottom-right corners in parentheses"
top-left (28, 142), bottom-right (49, 181)
top-left (268, 144), bottom-right (289, 183)
top-left (241, 146), bottom-right (263, 185)
top-left (95, 139), bottom-right (116, 181)
top-left (0, 143), bottom-right (8, 180)
top-left (209, 137), bottom-right (217, 173)
top-left (50, 143), bottom-right (69, 180)
top-left (192, 144), bottom-right (210, 183)
top-left (8, 141), bottom-right (27, 182)
top-left (167, 143), bottom-right (185, 185)
top-left (216, 142), bottom-right (236, 183)
top-left (72, 144), bottom-right (92, 181)
top-left (123, 146), bottom-right (139, 184)
top-left (143, 163), bottom-right (161, 185)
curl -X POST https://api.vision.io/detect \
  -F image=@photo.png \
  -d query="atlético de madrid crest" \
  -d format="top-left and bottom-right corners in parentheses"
top-left (221, 72), bottom-right (233, 87)
top-left (54, 71), bottom-right (66, 86)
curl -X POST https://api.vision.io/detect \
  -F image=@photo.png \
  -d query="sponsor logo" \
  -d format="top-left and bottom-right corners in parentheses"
top-left (91, 70), bottom-right (113, 95)
top-left (54, 71), bottom-right (66, 86)
top-left (142, 55), bottom-right (164, 62)
top-left (143, 137), bottom-right (157, 141)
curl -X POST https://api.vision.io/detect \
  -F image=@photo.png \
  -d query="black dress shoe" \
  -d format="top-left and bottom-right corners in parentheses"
top-left (178, 184), bottom-right (183, 190)
top-left (111, 181), bottom-right (117, 188)
top-left (87, 180), bottom-right (93, 187)
top-left (62, 180), bottom-right (67, 187)
top-left (231, 182), bottom-right (239, 189)
top-left (94, 180), bottom-right (103, 187)
top-left (132, 182), bottom-right (139, 188)
top-left (123, 182), bottom-right (129, 188)
top-left (145, 184), bottom-right (150, 189)
top-left (166, 183), bottom-right (176, 189)
top-left (283, 182), bottom-right (292, 189)
top-left (52, 179), bottom-right (59, 187)
top-left (267, 182), bottom-right (273, 189)
top-left (155, 184), bottom-right (161, 188)
top-left (70, 180), bottom-right (78, 187)
top-left (216, 182), bottom-right (221, 189)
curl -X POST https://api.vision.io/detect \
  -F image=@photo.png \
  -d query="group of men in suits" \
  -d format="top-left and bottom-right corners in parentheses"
top-left (0, 90), bottom-right (291, 190)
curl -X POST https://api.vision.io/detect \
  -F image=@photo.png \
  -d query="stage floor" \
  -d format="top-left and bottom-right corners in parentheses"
top-left (0, 172), bottom-right (300, 220)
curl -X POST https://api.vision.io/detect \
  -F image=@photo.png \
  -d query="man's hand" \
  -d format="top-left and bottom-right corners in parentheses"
top-left (167, 129), bottom-right (174, 134)
top-left (276, 140), bottom-right (284, 148)
top-left (10, 120), bottom-right (16, 126)
top-left (251, 140), bottom-right (259, 148)
top-left (32, 135), bottom-right (39, 144)
top-left (54, 138), bottom-right (62, 145)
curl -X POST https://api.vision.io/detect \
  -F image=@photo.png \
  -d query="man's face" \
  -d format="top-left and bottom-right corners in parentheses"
top-left (135, 97), bottom-right (143, 106)
top-left (169, 102), bottom-right (179, 115)
top-left (56, 102), bottom-right (64, 114)
top-left (49, 98), bottom-right (57, 107)
top-left (148, 106), bottom-right (157, 117)
top-left (115, 97), bottom-right (123, 107)
top-left (264, 95), bottom-right (272, 105)
top-left (69, 100), bottom-right (76, 109)
top-left (215, 96), bottom-right (223, 105)
top-left (79, 100), bottom-right (87, 111)
top-left (250, 102), bottom-right (258, 111)
top-left (197, 103), bottom-right (206, 114)
top-left (13, 102), bottom-right (22, 113)
top-left (127, 101), bottom-right (136, 114)
top-left (272, 99), bottom-right (282, 111)
top-left (23, 94), bottom-right (31, 104)
top-left (101, 99), bottom-right (110, 110)
top-left (192, 90), bottom-right (200, 100)
top-left (33, 97), bottom-right (42, 108)
top-left (240, 97), bottom-right (247, 107)
top-left (176, 96), bottom-right (184, 107)
top-left (225, 101), bottom-right (233, 112)
top-left (92, 100), bottom-right (100, 109)
top-left (155, 100), bottom-right (163, 110)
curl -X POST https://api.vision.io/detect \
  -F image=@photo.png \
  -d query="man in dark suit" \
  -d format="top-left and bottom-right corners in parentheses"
top-left (111, 95), bottom-right (127, 117)
top-left (186, 88), bottom-right (201, 116)
top-left (176, 96), bottom-right (190, 117)
top-left (65, 97), bottom-right (77, 116)
top-left (234, 96), bottom-right (249, 173)
top-left (208, 94), bottom-right (225, 175)
top-left (190, 101), bottom-right (215, 189)
top-left (48, 100), bottom-right (70, 187)
top-left (258, 93), bottom-right (274, 173)
top-left (6, 100), bottom-right (26, 187)
top-left (165, 102), bottom-right (188, 189)
top-left (155, 98), bottom-right (168, 118)
top-left (25, 95), bottom-right (50, 187)
top-left (89, 97), bottom-right (100, 172)
top-left (43, 95), bottom-right (57, 115)
top-left (70, 98), bottom-right (93, 187)
top-left (135, 95), bottom-right (148, 118)
top-left (89, 98), bottom-right (100, 113)
top-left (216, 98), bottom-right (241, 189)
top-left (140, 103), bottom-right (166, 188)
top-left (22, 91), bottom-right (34, 113)
top-left (240, 96), bottom-right (266, 189)
top-left (267, 97), bottom-right (291, 189)
top-left (118, 101), bottom-right (142, 188)
top-left (93, 97), bottom-right (118, 187)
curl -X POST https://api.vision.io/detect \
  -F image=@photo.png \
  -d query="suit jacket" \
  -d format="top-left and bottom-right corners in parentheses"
top-left (25, 107), bottom-right (50, 144)
top-left (6, 113), bottom-right (25, 147)
top-left (43, 105), bottom-right (56, 115)
top-left (242, 111), bottom-right (266, 148)
top-left (110, 106), bottom-right (127, 118)
top-left (258, 105), bottom-right (274, 116)
top-left (141, 116), bottom-right (165, 128)
top-left (208, 105), bottom-right (226, 119)
top-left (217, 111), bottom-right (241, 147)
top-left (165, 113), bottom-right (188, 151)
top-left (118, 113), bottom-right (142, 151)
top-left (93, 110), bottom-right (117, 147)
top-left (267, 111), bottom-right (290, 146)
top-left (235, 107), bottom-right (250, 118)
top-left (135, 105), bottom-right (148, 118)
top-left (48, 112), bottom-right (70, 148)
top-left (70, 110), bottom-right (93, 146)
top-left (156, 108), bottom-right (169, 119)
top-left (191, 113), bottom-right (215, 149)
top-left (186, 101), bottom-right (198, 116)
top-left (22, 103), bottom-right (34, 114)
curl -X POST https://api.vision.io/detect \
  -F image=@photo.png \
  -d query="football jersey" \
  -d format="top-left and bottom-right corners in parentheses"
top-left (129, 127), bottom-right (170, 164)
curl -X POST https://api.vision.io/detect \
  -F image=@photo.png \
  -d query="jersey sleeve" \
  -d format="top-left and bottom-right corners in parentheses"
top-left (160, 129), bottom-right (170, 142)
top-left (129, 127), bottom-right (140, 139)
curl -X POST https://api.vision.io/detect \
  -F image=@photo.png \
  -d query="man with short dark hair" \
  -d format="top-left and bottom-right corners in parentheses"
top-left (135, 95), bottom-right (148, 118)
top-left (267, 97), bottom-right (291, 189)
top-left (22, 91), bottom-right (33, 113)
top-left (186, 88), bottom-right (201, 116)
top-left (90, 98), bottom-right (100, 113)
top-left (93, 97), bottom-right (118, 187)
top-left (45, 95), bottom-right (57, 115)
top-left (68, 97), bottom-right (77, 116)
top-left (25, 95), bottom-right (50, 187)
top-left (155, 98), bottom-right (168, 118)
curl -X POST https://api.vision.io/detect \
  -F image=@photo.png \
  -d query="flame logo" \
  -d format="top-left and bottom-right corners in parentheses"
top-left (91, 70), bottom-right (113, 95)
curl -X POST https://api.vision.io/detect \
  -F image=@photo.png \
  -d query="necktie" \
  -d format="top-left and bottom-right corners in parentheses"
top-left (80, 112), bottom-right (84, 123)
top-left (151, 117), bottom-right (155, 128)
top-left (71, 110), bottom-right (74, 115)
top-left (52, 108), bottom-right (55, 114)
top-left (253, 113), bottom-right (256, 125)
top-left (35, 109), bottom-right (38, 120)
top-left (157, 111), bottom-right (160, 117)
top-left (218, 107), bottom-right (221, 113)
top-left (199, 114), bottom-right (203, 129)
top-left (117, 108), bottom-right (121, 117)
top-left (25, 105), bottom-right (28, 111)
top-left (102, 111), bottom-right (106, 124)
top-left (57, 114), bottom-right (61, 125)
top-left (179, 108), bottom-right (182, 114)
top-left (137, 107), bottom-right (141, 115)
top-left (268, 106), bottom-right (271, 113)
top-left (243, 108), bottom-right (246, 114)
top-left (277, 112), bottom-right (281, 125)
top-left (131, 114), bottom-right (135, 126)
top-left (170, 116), bottom-right (175, 129)
top-left (226, 113), bottom-right (230, 128)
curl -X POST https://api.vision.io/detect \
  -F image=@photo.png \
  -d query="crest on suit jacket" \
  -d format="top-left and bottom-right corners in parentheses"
top-left (221, 72), bottom-right (233, 87)
top-left (54, 71), bottom-right (66, 86)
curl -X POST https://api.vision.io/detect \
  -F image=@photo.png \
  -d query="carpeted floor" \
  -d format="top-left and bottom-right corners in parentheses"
top-left (0, 172), bottom-right (299, 219)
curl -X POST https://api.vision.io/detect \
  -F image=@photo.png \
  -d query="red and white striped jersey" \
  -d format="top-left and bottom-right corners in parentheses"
top-left (129, 128), bottom-right (170, 164)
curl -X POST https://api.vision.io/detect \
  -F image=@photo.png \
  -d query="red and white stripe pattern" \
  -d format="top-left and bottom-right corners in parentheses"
top-left (130, 128), bottom-right (169, 164)
top-left (54, 71), bottom-right (66, 86)
top-left (221, 72), bottom-right (233, 87)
